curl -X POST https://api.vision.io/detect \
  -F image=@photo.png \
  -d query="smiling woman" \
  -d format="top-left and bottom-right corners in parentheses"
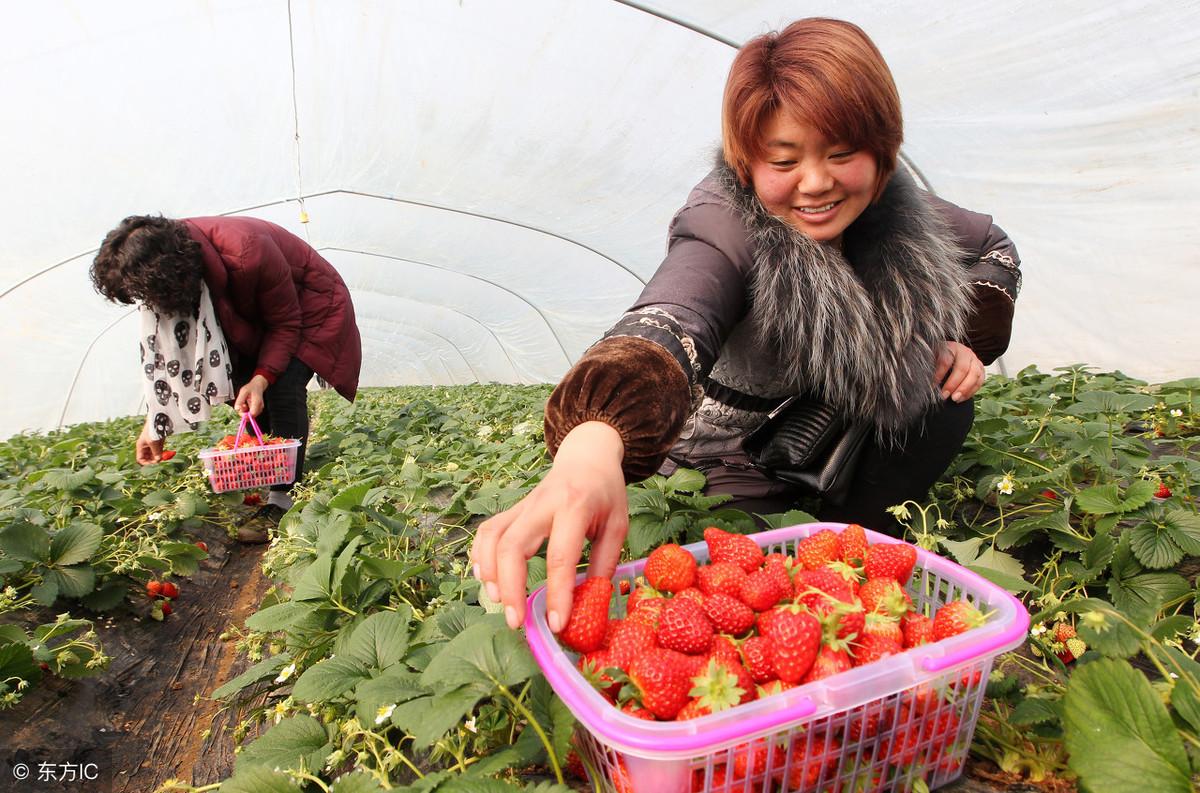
top-left (473, 16), bottom-right (1023, 632)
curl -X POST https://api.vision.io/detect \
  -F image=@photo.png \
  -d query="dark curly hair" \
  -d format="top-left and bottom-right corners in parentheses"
top-left (90, 215), bottom-right (204, 316)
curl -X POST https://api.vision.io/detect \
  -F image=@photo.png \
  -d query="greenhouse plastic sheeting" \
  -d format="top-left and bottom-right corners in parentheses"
top-left (2, 0), bottom-right (1197, 438)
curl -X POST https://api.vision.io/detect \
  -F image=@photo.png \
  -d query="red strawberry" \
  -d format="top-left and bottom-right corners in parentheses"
top-left (858, 578), bottom-right (911, 617)
top-left (707, 634), bottom-right (741, 664)
top-left (675, 586), bottom-right (706, 606)
top-left (159, 600), bottom-right (172, 616)
top-left (853, 633), bottom-right (902, 666)
top-left (146, 580), bottom-right (163, 598)
top-left (627, 648), bottom-right (697, 719)
top-left (243, 493), bottom-right (263, 507)
top-left (656, 597), bottom-right (714, 655)
top-left (702, 592), bottom-right (756, 636)
top-left (756, 679), bottom-right (797, 697)
top-left (1041, 489), bottom-right (1058, 500)
top-left (625, 583), bottom-right (662, 616)
top-left (710, 655), bottom-right (757, 704)
top-left (160, 581), bottom-right (179, 599)
top-left (730, 738), bottom-right (771, 780)
top-left (795, 567), bottom-right (854, 607)
top-left (604, 619), bottom-right (657, 668)
top-left (680, 658), bottom-right (747, 718)
top-left (1155, 482), bottom-right (1172, 499)
top-left (1053, 622), bottom-right (1076, 643)
top-left (808, 595), bottom-right (865, 644)
top-left (578, 651), bottom-right (623, 700)
top-left (773, 733), bottom-right (840, 790)
top-left (863, 542), bottom-right (917, 583)
top-left (159, 450), bottom-right (176, 461)
top-left (620, 700), bottom-right (655, 720)
top-left (802, 644), bottom-right (853, 683)
top-left (762, 606), bottom-right (821, 684)
top-left (901, 612), bottom-right (935, 648)
top-left (195, 541), bottom-right (208, 553)
top-left (618, 579), bottom-right (631, 596)
top-left (740, 635), bottom-right (776, 683)
top-left (703, 527), bottom-right (764, 573)
top-left (839, 523), bottom-right (869, 564)
top-left (644, 544), bottom-right (697, 593)
top-left (796, 529), bottom-right (840, 571)
top-left (861, 611), bottom-right (904, 645)
top-left (739, 567), bottom-right (789, 612)
top-left (762, 554), bottom-right (795, 593)
top-left (847, 706), bottom-right (887, 740)
top-left (696, 561), bottom-right (749, 598)
top-left (560, 577), bottom-right (613, 653)
top-left (932, 600), bottom-right (988, 641)
top-left (691, 764), bottom-right (728, 791)
top-left (626, 597), bottom-right (665, 630)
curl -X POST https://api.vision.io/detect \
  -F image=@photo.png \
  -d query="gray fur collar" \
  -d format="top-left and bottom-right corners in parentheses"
top-left (714, 162), bottom-right (972, 435)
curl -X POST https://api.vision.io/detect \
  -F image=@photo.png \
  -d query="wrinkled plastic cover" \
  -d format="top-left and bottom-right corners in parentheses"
top-left (1, 1), bottom-right (1196, 438)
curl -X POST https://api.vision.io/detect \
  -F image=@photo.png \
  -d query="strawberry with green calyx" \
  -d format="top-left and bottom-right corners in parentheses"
top-left (801, 641), bottom-right (854, 683)
top-left (756, 678), bottom-right (797, 697)
top-left (857, 578), bottom-right (911, 618)
top-left (160, 581), bottom-right (179, 599)
top-left (644, 543), bottom-right (697, 593)
top-left (762, 604), bottom-right (822, 684)
top-left (696, 561), bottom-right (748, 598)
top-left (932, 600), bottom-right (990, 641)
top-left (676, 658), bottom-right (746, 719)
top-left (560, 577), bottom-right (613, 653)
top-left (808, 593), bottom-right (865, 644)
top-left (839, 523), bottom-right (869, 564)
top-left (627, 647), bottom-right (697, 719)
top-left (861, 611), bottom-right (904, 645)
top-left (656, 597), bottom-right (714, 655)
top-left (626, 596), bottom-right (665, 630)
top-left (1155, 482), bottom-right (1172, 499)
top-left (703, 526), bottom-right (764, 573)
top-left (794, 567), bottom-right (855, 607)
top-left (146, 580), bottom-right (164, 598)
top-left (795, 529), bottom-right (840, 571)
top-left (707, 633), bottom-right (741, 664)
top-left (578, 651), bottom-right (625, 701)
top-left (625, 582), bottom-right (662, 616)
top-left (762, 554), bottom-right (795, 593)
top-left (863, 542), bottom-right (917, 583)
top-left (702, 592), bottom-right (756, 636)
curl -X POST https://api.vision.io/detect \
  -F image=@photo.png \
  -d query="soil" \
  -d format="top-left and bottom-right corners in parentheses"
top-left (0, 518), bottom-right (274, 793)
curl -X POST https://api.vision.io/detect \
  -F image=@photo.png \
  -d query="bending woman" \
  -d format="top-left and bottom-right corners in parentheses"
top-left (91, 215), bottom-right (362, 540)
top-left (474, 18), bottom-right (1021, 629)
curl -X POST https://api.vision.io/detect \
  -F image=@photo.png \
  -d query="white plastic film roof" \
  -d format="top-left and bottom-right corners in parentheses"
top-left (2, 1), bottom-right (1198, 438)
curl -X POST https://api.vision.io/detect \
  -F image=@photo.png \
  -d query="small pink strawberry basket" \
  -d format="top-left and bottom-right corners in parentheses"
top-left (525, 522), bottom-right (1029, 793)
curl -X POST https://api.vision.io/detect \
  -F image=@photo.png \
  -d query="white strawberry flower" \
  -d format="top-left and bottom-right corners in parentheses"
top-left (375, 703), bottom-right (396, 725)
top-left (1170, 408), bottom-right (1183, 417)
top-left (997, 473), bottom-right (1015, 495)
top-left (274, 662), bottom-right (296, 683)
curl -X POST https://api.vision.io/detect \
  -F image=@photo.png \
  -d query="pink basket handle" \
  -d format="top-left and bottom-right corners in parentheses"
top-left (234, 412), bottom-right (266, 447)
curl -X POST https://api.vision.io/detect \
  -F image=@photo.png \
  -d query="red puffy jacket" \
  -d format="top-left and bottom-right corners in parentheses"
top-left (184, 217), bottom-right (361, 401)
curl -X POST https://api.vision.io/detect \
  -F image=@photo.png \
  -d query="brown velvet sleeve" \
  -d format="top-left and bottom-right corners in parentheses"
top-left (544, 335), bottom-right (692, 483)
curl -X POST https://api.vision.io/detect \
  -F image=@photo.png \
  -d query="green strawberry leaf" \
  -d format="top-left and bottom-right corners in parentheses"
top-left (1127, 522), bottom-right (1185, 569)
top-left (234, 715), bottom-right (331, 777)
top-left (217, 765), bottom-right (305, 793)
top-left (49, 521), bottom-right (103, 566)
top-left (1163, 509), bottom-right (1200, 555)
top-left (345, 609), bottom-right (412, 670)
top-left (210, 654), bottom-right (292, 701)
top-left (291, 655), bottom-right (371, 703)
top-left (1063, 658), bottom-right (1192, 793)
top-left (0, 521), bottom-right (51, 563)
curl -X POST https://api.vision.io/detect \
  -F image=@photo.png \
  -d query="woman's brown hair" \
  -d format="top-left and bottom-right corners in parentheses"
top-left (722, 18), bottom-right (902, 199)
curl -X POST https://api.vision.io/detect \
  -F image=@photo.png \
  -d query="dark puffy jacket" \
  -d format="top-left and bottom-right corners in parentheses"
top-left (184, 216), bottom-right (361, 401)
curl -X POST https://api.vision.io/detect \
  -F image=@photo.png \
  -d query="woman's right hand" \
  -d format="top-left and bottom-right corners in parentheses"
top-left (135, 425), bottom-right (164, 465)
top-left (472, 421), bottom-right (628, 632)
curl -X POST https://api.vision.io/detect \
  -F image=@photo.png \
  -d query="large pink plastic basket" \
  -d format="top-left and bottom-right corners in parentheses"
top-left (526, 522), bottom-right (1029, 793)
top-left (196, 413), bottom-right (300, 494)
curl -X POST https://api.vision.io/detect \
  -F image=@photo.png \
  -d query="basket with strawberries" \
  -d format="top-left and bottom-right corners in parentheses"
top-left (524, 522), bottom-right (1029, 793)
top-left (196, 413), bottom-right (301, 493)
